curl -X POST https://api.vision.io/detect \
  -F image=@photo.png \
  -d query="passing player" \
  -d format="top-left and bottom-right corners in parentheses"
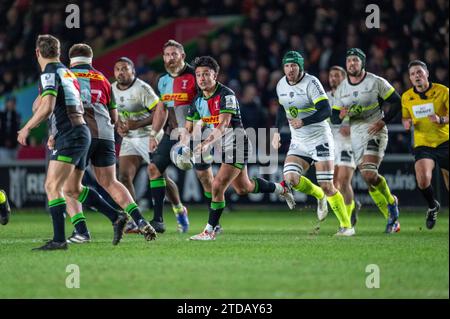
top-left (184, 56), bottom-right (295, 241)
top-left (112, 57), bottom-right (185, 233)
top-left (0, 189), bottom-right (11, 225)
top-left (402, 60), bottom-right (449, 229)
top-left (62, 43), bottom-right (156, 243)
top-left (331, 48), bottom-right (401, 233)
top-left (327, 66), bottom-right (361, 226)
top-left (272, 51), bottom-right (353, 236)
top-left (141, 40), bottom-right (214, 233)
top-left (17, 35), bottom-right (91, 250)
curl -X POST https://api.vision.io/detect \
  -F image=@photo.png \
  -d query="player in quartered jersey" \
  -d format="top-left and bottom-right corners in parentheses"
top-left (58, 44), bottom-right (156, 244)
top-left (272, 51), bottom-right (353, 236)
top-left (18, 35), bottom-right (91, 250)
top-left (112, 57), bottom-right (185, 234)
top-left (142, 40), bottom-right (214, 234)
top-left (331, 48), bottom-right (402, 233)
top-left (181, 56), bottom-right (294, 241)
top-left (327, 66), bottom-right (361, 227)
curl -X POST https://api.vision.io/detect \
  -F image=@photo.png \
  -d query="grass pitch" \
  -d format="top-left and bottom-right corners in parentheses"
top-left (0, 207), bottom-right (448, 299)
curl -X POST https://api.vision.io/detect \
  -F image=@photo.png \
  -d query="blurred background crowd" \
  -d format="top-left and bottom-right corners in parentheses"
top-left (1, 0), bottom-right (448, 159)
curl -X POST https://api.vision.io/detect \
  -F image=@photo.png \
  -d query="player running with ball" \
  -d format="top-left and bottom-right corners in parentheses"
top-left (185, 56), bottom-right (295, 241)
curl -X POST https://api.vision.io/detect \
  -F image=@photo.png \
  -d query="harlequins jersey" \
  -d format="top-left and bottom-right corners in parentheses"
top-left (38, 62), bottom-right (84, 136)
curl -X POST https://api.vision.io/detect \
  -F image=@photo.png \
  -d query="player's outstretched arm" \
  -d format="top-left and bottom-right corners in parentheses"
top-left (18, 95), bottom-right (56, 146)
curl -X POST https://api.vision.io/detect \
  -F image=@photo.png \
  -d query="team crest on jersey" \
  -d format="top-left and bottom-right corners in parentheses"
top-left (353, 91), bottom-right (359, 97)
top-left (120, 96), bottom-right (124, 102)
top-left (181, 80), bottom-right (188, 89)
top-left (214, 100), bottom-right (220, 110)
top-left (289, 92), bottom-right (294, 98)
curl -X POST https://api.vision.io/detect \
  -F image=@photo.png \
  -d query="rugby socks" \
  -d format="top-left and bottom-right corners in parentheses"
top-left (327, 191), bottom-right (352, 228)
top-left (78, 186), bottom-right (118, 224)
top-left (208, 201), bottom-right (225, 228)
top-left (293, 176), bottom-right (325, 200)
top-left (172, 203), bottom-right (185, 215)
top-left (150, 177), bottom-right (166, 223)
top-left (346, 200), bottom-right (356, 219)
top-left (0, 190), bottom-right (6, 204)
top-left (71, 212), bottom-right (88, 235)
top-left (368, 188), bottom-right (389, 219)
top-left (204, 191), bottom-right (212, 209)
top-left (373, 175), bottom-right (396, 205)
top-left (252, 177), bottom-right (276, 193)
top-left (48, 198), bottom-right (66, 243)
top-left (125, 202), bottom-right (145, 224)
top-left (419, 185), bottom-right (437, 209)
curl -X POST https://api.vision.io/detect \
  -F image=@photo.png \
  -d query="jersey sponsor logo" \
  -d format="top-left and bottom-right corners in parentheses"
top-left (316, 143), bottom-right (330, 158)
top-left (72, 72), bottom-right (105, 81)
top-left (162, 93), bottom-right (189, 102)
top-left (62, 71), bottom-right (77, 79)
top-left (202, 115), bottom-right (219, 124)
top-left (288, 106), bottom-right (298, 118)
top-left (312, 80), bottom-right (325, 95)
top-left (412, 103), bottom-right (434, 119)
top-left (41, 73), bottom-right (56, 88)
top-left (225, 95), bottom-right (237, 109)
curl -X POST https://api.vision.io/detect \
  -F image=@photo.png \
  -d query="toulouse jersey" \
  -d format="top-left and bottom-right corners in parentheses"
top-left (276, 73), bottom-right (330, 140)
top-left (112, 78), bottom-right (159, 138)
top-left (333, 72), bottom-right (395, 124)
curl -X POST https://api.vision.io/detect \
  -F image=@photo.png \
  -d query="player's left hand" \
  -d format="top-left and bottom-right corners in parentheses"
top-left (288, 118), bottom-right (303, 129)
top-left (368, 120), bottom-right (386, 135)
top-left (194, 141), bottom-right (210, 155)
top-left (428, 114), bottom-right (440, 123)
top-left (17, 127), bottom-right (30, 146)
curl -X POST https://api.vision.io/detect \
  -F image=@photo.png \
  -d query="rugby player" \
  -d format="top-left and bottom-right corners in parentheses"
top-left (0, 189), bottom-right (11, 225)
top-left (331, 48), bottom-right (401, 233)
top-left (112, 57), bottom-right (185, 234)
top-left (61, 43), bottom-right (156, 243)
top-left (272, 51), bottom-right (353, 236)
top-left (17, 34), bottom-right (90, 250)
top-left (184, 56), bottom-right (295, 241)
top-left (137, 40), bottom-right (214, 234)
top-left (327, 66), bottom-right (361, 226)
top-left (402, 60), bottom-right (449, 229)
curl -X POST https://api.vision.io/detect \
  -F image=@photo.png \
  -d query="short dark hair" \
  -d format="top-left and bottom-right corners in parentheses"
top-left (408, 60), bottom-right (428, 71)
top-left (192, 56), bottom-right (220, 73)
top-left (115, 56), bottom-right (135, 69)
top-left (163, 39), bottom-right (184, 53)
top-left (69, 43), bottom-right (93, 58)
top-left (329, 65), bottom-right (346, 76)
top-left (36, 34), bottom-right (60, 58)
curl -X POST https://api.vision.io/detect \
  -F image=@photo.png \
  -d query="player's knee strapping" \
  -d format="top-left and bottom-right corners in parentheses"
top-left (316, 170), bottom-right (334, 183)
top-left (359, 163), bottom-right (378, 174)
top-left (283, 162), bottom-right (304, 176)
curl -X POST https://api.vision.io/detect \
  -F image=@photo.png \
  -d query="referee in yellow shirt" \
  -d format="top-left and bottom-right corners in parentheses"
top-left (402, 60), bottom-right (449, 230)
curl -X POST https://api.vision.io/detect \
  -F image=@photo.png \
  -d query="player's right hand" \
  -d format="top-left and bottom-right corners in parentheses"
top-left (47, 135), bottom-right (55, 150)
top-left (402, 118), bottom-right (412, 131)
top-left (272, 132), bottom-right (281, 150)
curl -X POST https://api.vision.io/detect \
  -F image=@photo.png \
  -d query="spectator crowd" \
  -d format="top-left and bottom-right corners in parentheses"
top-left (1, 0), bottom-right (448, 158)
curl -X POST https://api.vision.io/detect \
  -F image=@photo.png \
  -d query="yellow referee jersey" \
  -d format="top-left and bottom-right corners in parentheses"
top-left (402, 82), bottom-right (449, 148)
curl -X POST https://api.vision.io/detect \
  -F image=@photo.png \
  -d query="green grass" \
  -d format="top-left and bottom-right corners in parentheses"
top-left (0, 207), bottom-right (448, 299)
